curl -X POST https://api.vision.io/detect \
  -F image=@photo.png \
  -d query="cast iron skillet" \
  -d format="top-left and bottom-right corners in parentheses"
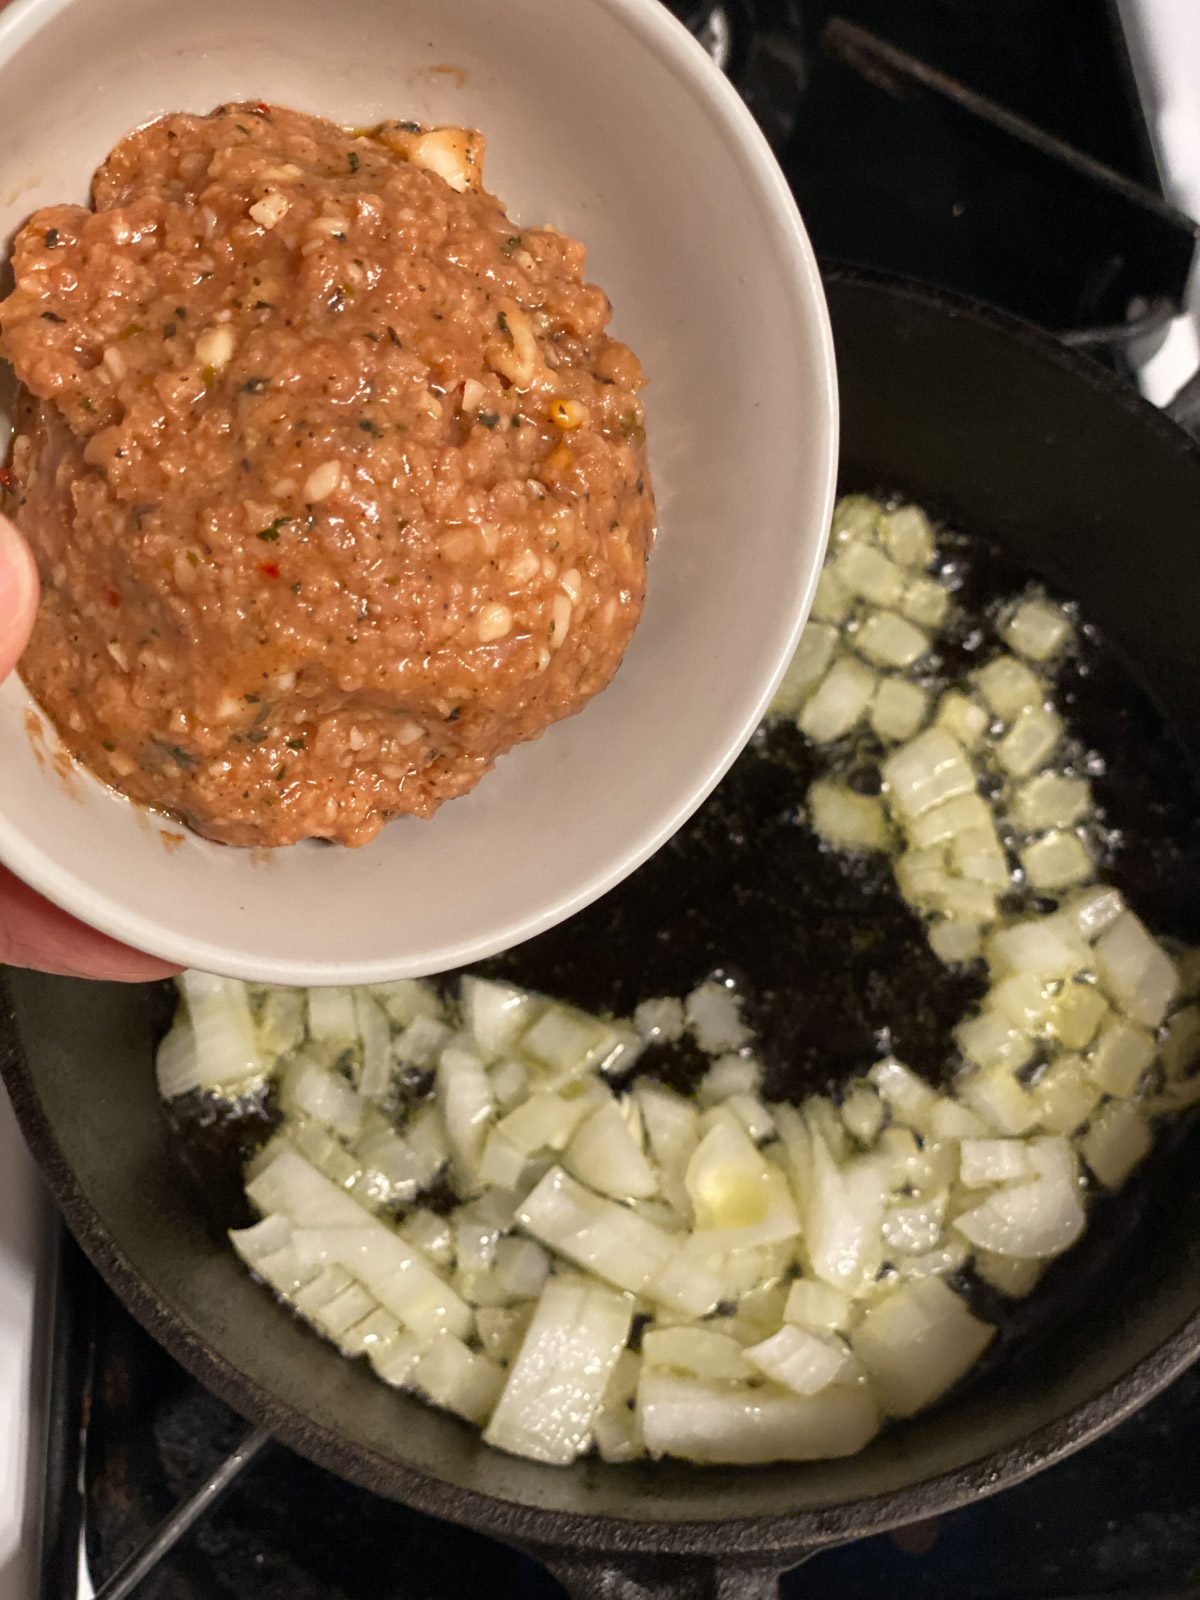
top-left (3, 269), bottom-right (1200, 1600)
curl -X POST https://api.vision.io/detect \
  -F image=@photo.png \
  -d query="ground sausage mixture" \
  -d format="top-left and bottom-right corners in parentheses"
top-left (0, 104), bottom-right (654, 846)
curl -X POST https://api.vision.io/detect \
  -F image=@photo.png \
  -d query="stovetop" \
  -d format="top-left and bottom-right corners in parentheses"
top-left (6, 3), bottom-right (1200, 1598)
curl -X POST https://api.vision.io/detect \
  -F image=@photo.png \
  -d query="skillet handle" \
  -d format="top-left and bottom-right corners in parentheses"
top-left (519, 1545), bottom-right (790, 1599)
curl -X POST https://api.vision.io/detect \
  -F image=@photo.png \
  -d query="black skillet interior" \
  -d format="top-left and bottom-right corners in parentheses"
top-left (3, 272), bottom-right (1200, 1558)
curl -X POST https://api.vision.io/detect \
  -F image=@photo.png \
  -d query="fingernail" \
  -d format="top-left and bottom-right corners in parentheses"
top-left (0, 514), bottom-right (34, 604)
top-left (0, 514), bottom-right (38, 675)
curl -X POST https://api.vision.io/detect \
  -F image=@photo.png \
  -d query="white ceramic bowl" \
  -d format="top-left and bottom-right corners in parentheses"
top-left (0, 0), bottom-right (836, 984)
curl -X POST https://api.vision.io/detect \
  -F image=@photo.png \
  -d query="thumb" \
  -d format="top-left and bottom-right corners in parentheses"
top-left (0, 512), bottom-right (39, 680)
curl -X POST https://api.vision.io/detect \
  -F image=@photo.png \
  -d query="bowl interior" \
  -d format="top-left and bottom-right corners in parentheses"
top-left (0, 0), bottom-right (835, 983)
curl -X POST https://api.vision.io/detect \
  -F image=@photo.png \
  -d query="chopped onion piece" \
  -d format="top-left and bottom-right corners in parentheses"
top-left (1001, 597), bottom-right (1074, 663)
top-left (634, 1082), bottom-right (699, 1217)
top-left (1093, 911), bottom-right (1179, 1028)
top-left (950, 826), bottom-right (1011, 891)
top-left (342, 1307), bottom-right (402, 1358)
top-left (927, 1097), bottom-right (989, 1139)
top-left (400, 1208), bottom-right (455, 1266)
top-left (174, 972), bottom-right (263, 1095)
top-left (637, 1372), bottom-right (880, 1463)
top-left (840, 1084), bottom-right (886, 1144)
top-left (1051, 982), bottom-right (1109, 1051)
top-left (957, 1066), bottom-right (1039, 1135)
top-left (995, 705), bottom-right (1064, 777)
top-left (777, 1106), bottom-right (884, 1294)
top-left (633, 997), bottom-right (686, 1045)
top-left (883, 728), bottom-right (975, 818)
top-left (746, 1324), bottom-right (857, 1395)
top-left (247, 1142), bottom-right (370, 1227)
top-left (808, 780), bottom-right (890, 852)
top-left (831, 493), bottom-right (881, 545)
top-left (799, 656), bottom-right (877, 743)
top-left (354, 989), bottom-right (392, 1099)
top-left (1012, 772), bottom-right (1091, 833)
top-left (878, 503), bottom-right (935, 567)
top-left (281, 1053), bottom-right (362, 1135)
top-left (1020, 830), bottom-right (1092, 892)
top-left (959, 1138), bottom-right (1031, 1187)
top-left (256, 988), bottom-right (307, 1057)
top-left (394, 1013), bottom-right (453, 1069)
top-left (1085, 1018), bottom-right (1156, 1097)
top-left (461, 977), bottom-right (538, 1061)
top-left (476, 1304), bottom-right (533, 1364)
top-left (871, 677), bottom-right (929, 743)
top-left (974, 655), bottom-right (1043, 721)
top-left (436, 1042), bottom-right (494, 1188)
top-left (955, 1012), bottom-right (1035, 1073)
top-left (928, 920), bottom-right (983, 966)
top-left (908, 792), bottom-right (993, 849)
top-left (986, 916), bottom-right (1088, 979)
top-left (1080, 1101), bottom-right (1153, 1191)
top-left (952, 1137), bottom-right (1084, 1259)
top-left (723, 1092), bottom-right (776, 1143)
top-left (484, 1277), bottom-right (634, 1463)
top-left (154, 1021), bottom-right (203, 1101)
top-left (494, 1236), bottom-right (550, 1298)
top-left (642, 1325), bottom-right (754, 1381)
top-left (565, 1099), bottom-right (658, 1200)
top-left (900, 574), bottom-right (950, 629)
top-left (973, 1251), bottom-right (1043, 1298)
top-left (835, 539), bottom-right (905, 606)
top-left (489, 1057), bottom-right (529, 1110)
top-left (306, 985), bottom-right (358, 1045)
top-left (784, 1278), bottom-right (852, 1332)
top-left (936, 691), bottom-right (990, 750)
top-left (685, 980), bottom-right (752, 1054)
top-left (517, 1167), bottom-right (718, 1316)
top-left (368, 1328), bottom-right (425, 1388)
top-left (989, 972), bottom-right (1058, 1032)
top-left (372, 979), bottom-right (444, 1029)
top-left (771, 623), bottom-right (839, 715)
top-left (413, 1333), bottom-right (504, 1425)
top-left (520, 1005), bottom-right (623, 1082)
top-left (1061, 885), bottom-right (1125, 942)
top-left (697, 1054), bottom-right (762, 1107)
top-left (810, 565), bottom-right (852, 624)
top-left (851, 1278), bottom-right (993, 1418)
top-left (1032, 1055), bottom-right (1103, 1136)
top-left (882, 1192), bottom-right (948, 1255)
top-left (685, 1118), bottom-right (800, 1248)
top-left (854, 610), bottom-right (930, 669)
top-left (869, 1057), bottom-right (936, 1126)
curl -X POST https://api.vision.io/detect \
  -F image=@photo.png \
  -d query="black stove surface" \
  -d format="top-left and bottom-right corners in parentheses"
top-left (38, 4), bottom-right (1200, 1598)
top-left (669, 0), bottom-right (1191, 342)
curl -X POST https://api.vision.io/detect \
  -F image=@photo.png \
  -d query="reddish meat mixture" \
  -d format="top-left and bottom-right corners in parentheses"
top-left (0, 105), bottom-right (653, 846)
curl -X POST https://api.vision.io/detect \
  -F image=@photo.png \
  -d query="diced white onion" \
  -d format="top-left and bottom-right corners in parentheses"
top-left (485, 1277), bottom-right (634, 1463)
top-left (851, 1278), bottom-right (994, 1418)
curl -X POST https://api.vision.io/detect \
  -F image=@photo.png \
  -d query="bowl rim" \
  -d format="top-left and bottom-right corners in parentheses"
top-left (0, 0), bottom-right (838, 985)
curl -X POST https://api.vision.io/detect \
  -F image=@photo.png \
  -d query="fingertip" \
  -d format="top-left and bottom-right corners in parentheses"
top-left (0, 513), bottom-right (39, 680)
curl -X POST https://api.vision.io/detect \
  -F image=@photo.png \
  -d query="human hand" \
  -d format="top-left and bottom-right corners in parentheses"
top-left (0, 512), bottom-right (180, 980)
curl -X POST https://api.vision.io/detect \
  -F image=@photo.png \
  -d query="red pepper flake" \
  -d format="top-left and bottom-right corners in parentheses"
top-left (259, 561), bottom-right (280, 579)
top-left (105, 587), bottom-right (121, 608)
top-left (0, 466), bottom-right (14, 494)
top-left (253, 101), bottom-right (270, 117)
